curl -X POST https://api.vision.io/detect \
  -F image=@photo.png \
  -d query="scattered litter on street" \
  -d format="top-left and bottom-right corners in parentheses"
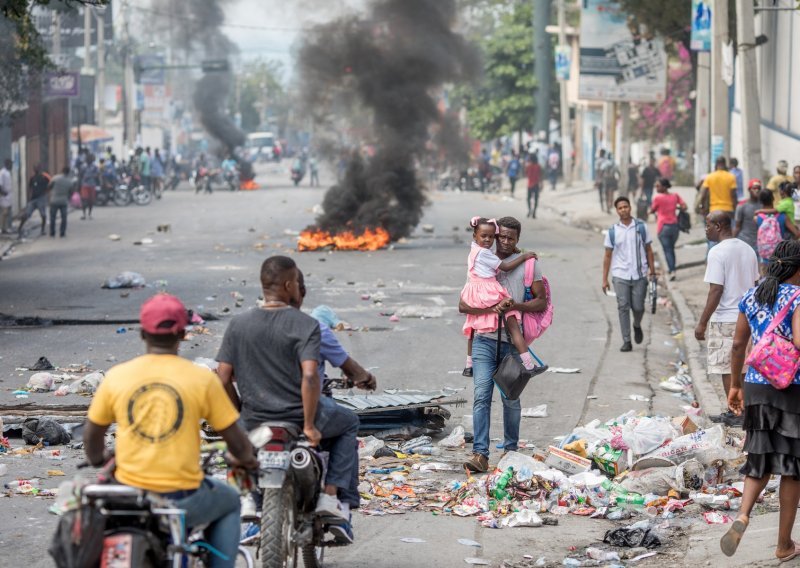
top-left (102, 271), bottom-right (146, 289)
top-left (458, 539), bottom-right (482, 547)
top-left (547, 368), bottom-right (581, 374)
top-left (522, 405), bottom-right (548, 418)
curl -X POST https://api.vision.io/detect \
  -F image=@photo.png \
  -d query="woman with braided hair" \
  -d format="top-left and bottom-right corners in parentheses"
top-left (722, 240), bottom-right (800, 561)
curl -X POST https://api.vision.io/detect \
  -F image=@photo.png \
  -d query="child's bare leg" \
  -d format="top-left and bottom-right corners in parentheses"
top-left (506, 316), bottom-right (528, 356)
top-left (463, 330), bottom-right (475, 376)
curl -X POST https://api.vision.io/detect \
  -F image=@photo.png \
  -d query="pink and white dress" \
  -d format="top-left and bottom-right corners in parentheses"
top-left (461, 242), bottom-right (520, 336)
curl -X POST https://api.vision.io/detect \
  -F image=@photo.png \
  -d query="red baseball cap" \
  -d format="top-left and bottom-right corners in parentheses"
top-left (748, 178), bottom-right (763, 189)
top-left (140, 294), bottom-right (188, 335)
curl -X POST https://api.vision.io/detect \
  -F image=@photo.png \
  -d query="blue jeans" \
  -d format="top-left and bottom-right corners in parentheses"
top-left (169, 477), bottom-right (240, 568)
top-left (658, 223), bottom-right (680, 273)
top-left (316, 395), bottom-right (360, 508)
top-left (471, 334), bottom-right (522, 457)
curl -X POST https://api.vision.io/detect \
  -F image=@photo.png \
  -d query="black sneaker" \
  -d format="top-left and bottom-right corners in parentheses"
top-left (620, 342), bottom-right (633, 352)
top-left (633, 326), bottom-right (644, 344)
top-left (709, 411), bottom-right (733, 423)
top-left (462, 367), bottom-right (473, 377)
top-left (722, 412), bottom-right (744, 428)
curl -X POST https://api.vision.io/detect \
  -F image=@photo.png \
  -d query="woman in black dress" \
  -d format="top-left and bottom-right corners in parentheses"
top-left (722, 240), bottom-right (800, 561)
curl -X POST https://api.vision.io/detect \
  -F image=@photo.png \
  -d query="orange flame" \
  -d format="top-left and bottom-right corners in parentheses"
top-left (298, 227), bottom-right (391, 251)
top-left (240, 179), bottom-right (260, 191)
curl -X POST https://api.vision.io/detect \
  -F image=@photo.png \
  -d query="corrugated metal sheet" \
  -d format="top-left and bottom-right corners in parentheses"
top-left (334, 393), bottom-right (446, 411)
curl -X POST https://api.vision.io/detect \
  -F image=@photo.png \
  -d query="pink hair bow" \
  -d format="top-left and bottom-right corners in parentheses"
top-left (486, 218), bottom-right (499, 234)
top-left (469, 216), bottom-right (499, 234)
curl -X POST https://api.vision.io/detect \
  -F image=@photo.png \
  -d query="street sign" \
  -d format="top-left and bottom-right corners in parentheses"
top-left (135, 55), bottom-right (166, 85)
top-left (43, 72), bottom-right (80, 98)
top-left (690, 0), bottom-right (712, 52)
top-left (201, 60), bottom-right (230, 73)
top-left (578, 0), bottom-right (667, 103)
top-left (555, 45), bottom-right (571, 81)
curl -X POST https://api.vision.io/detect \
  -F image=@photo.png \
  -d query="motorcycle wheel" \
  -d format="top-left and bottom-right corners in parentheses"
top-left (260, 481), bottom-right (299, 568)
top-left (301, 544), bottom-right (323, 568)
top-left (132, 187), bottom-right (153, 206)
top-left (96, 191), bottom-right (109, 206)
top-left (113, 187), bottom-right (131, 206)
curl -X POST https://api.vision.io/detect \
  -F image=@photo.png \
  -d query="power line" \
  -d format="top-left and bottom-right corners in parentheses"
top-left (129, 3), bottom-right (313, 33)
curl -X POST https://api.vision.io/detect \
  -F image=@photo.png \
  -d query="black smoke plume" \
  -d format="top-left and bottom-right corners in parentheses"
top-left (298, 0), bottom-right (480, 240)
top-left (168, 0), bottom-right (252, 179)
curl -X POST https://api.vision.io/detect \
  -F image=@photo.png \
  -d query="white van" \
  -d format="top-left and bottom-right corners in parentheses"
top-left (245, 132), bottom-right (276, 162)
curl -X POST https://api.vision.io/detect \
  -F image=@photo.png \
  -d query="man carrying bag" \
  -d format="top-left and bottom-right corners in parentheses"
top-left (458, 217), bottom-right (550, 473)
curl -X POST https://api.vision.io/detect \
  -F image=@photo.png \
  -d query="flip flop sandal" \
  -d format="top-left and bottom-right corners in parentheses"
top-left (720, 519), bottom-right (748, 557)
top-left (778, 542), bottom-right (800, 563)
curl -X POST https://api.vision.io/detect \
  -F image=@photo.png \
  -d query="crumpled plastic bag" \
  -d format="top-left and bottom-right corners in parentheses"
top-left (644, 425), bottom-right (738, 465)
top-left (622, 417), bottom-right (679, 456)
top-left (501, 510), bottom-right (543, 528)
top-left (68, 372), bottom-right (104, 395)
top-left (603, 526), bottom-right (661, 549)
top-left (27, 372), bottom-right (56, 392)
top-left (620, 466), bottom-right (682, 495)
top-left (22, 417), bottom-right (71, 445)
top-left (358, 436), bottom-right (385, 459)
top-left (521, 404), bottom-right (548, 418)
top-left (438, 425), bottom-right (465, 448)
top-left (102, 271), bottom-right (146, 289)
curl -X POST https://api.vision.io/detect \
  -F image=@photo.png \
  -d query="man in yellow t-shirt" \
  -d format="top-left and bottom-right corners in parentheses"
top-left (85, 294), bottom-right (257, 568)
top-left (767, 160), bottom-right (792, 203)
top-left (701, 157), bottom-right (738, 214)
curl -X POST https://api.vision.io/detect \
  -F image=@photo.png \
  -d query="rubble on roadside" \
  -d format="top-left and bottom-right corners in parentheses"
top-left (356, 404), bottom-right (759, 562)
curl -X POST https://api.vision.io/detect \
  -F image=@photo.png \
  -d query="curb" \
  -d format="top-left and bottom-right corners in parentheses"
top-left (542, 186), bottom-right (726, 416)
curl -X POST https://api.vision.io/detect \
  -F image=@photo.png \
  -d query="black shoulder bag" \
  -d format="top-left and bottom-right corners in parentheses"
top-left (492, 316), bottom-right (533, 401)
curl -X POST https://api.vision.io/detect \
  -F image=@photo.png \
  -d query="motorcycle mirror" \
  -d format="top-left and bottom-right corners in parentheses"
top-left (248, 424), bottom-right (273, 447)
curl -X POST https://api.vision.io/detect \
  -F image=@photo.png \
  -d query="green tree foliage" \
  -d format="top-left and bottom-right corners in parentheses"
top-left (457, 1), bottom-right (556, 141)
top-left (0, 1), bottom-right (106, 115)
top-left (236, 59), bottom-right (287, 134)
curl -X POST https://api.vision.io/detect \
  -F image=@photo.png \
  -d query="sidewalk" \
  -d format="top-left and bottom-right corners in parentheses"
top-left (538, 183), bottom-right (794, 563)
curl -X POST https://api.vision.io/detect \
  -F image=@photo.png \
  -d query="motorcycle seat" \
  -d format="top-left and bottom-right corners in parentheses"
top-left (255, 421), bottom-right (301, 438)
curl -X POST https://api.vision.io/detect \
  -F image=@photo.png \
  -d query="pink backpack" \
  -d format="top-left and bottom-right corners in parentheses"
top-left (522, 258), bottom-right (554, 343)
top-left (746, 289), bottom-right (800, 389)
top-left (757, 214), bottom-right (782, 260)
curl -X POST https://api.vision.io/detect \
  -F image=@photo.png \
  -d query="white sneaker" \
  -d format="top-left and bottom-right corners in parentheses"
top-left (241, 494), bottom-right (258, 519)
top-left (315, 493), bottom-right (348, 521)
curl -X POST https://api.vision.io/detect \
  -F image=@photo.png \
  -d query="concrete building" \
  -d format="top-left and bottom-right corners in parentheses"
top-left (730, 1), bottom-right (800, 178)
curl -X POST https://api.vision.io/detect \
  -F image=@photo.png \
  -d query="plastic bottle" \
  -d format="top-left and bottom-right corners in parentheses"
top-left (414, 446), bottom-right (442, 456)
top-left (616, 493), bottom-right (645, 508)
top-left (601, 478), bottom-right (628, 495)
top-left (493, 468), bottom-right (514, 500)
top-left (5, 478), bottom-right (40, 489)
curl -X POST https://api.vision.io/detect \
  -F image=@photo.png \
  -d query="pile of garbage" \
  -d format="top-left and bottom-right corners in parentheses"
top-left (357, 410), bottom-right (750, 535)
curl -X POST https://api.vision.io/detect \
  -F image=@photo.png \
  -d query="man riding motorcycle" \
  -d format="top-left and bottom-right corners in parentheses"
top-left (84, 293), bottom-right (258, 568)
top-left (216, 256), bottom-right (365, 544)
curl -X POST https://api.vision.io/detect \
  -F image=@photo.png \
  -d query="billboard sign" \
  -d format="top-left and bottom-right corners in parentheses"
top-left (136, 55), bottom-right (166, 85)
top-left (36, 3), bottom-right (114, 49)
top-left (43, 71), bottom-right (80, 98)
top-left (578, 0), bottom-right (667, 103)
top-left (690, 0), bottom-right (712, 51)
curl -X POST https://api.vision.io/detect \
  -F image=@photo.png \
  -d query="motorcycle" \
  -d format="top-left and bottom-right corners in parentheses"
top-left (194, 167), bottom-right (214, 194)
top-left (95, 178), bottom-right (118, 206)
top-left (52, 452), bottom-right (254, 568)
top-left (253, 422), bottom-right (340, 568)
top-left (291, 167), bottom-right (305, 187)
top-left (115, 175), bottom-right (153, 206)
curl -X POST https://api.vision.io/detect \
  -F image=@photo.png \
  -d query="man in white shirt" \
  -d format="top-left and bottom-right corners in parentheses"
top-left (694, 210), bottom-right (759, 427)
top-left (602, 196), bottom-right (656, 352)
top-left (0, 159), bottom-right (12, 234)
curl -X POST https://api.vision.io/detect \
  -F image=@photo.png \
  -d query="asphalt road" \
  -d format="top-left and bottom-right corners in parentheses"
top-left (0, 163), bottom-right (693, 567)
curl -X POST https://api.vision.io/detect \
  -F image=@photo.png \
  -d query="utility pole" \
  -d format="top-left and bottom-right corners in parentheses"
top-left (710, 0), bottom-right (730, 160)
top-left (82, 6), bottom-right (92, 74)
top-left (694, 51), bottom-right (711, 179)
top-left (735, 0), bottom-right (762, 182)
top-left (619, 102), bottom-right (631, 196)
top-left (121, 0), bottom-right (136, 150)
top-left (556, 0), bottom-right (571, 187)
top-left (533, 0), bottom-right (552, 144)
top-left (96, 8), bottom-right (105, 131)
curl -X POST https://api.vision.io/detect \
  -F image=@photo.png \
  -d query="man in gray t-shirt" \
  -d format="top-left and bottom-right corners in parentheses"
top-left (458, 217), bottom-right (549, 473)
top-left (47, 166), bottom-right (75, 238)
top-left (217, 255), bottom-right (360, 543)
top-left (734, 179), bottom-right (762, 251)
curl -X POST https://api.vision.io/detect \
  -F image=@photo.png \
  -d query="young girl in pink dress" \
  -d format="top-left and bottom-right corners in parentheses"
top-left (461, 217), bottom-right (540, 376)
